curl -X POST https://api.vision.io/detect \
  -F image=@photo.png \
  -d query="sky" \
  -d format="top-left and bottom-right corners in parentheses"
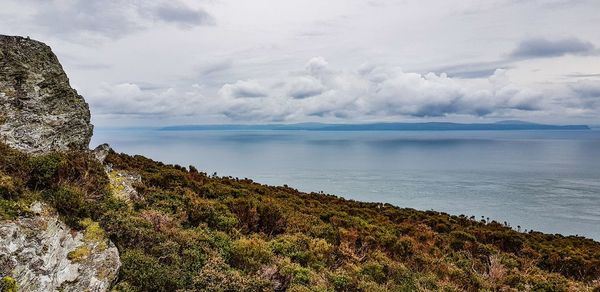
top-left (1, 0), bottom-right (600, 127)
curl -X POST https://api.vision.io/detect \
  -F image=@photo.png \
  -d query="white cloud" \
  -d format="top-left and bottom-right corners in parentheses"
top-left (305, 57), bottom-right (330, 75)
top-left (87, 58), bottom-right (600, 125)
top-left (89, 82), bottom-right (213, 116)
top-left (219, 80), bottom-right (268, 98)
top-left (2, 0), bottom-right (599, 126)
top-left (286, 76), bottom-right (325, 99)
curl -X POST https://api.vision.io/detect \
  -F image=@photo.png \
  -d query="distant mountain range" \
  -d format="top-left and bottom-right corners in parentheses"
top-left (161, 121), bottom-right (590, 131)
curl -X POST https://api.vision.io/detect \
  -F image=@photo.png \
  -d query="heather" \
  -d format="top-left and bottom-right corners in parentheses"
top-left (1, 142), bottom-right (599, 291)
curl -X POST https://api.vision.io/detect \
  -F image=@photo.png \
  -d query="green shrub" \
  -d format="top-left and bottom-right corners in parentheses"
top-left (530, 277), bottom-right (569, 292)
top-left (0, 174), bottom-right (22, 199)
top-left (120, 249), bottom-right (181, 291)
top-left (257, 202), bottom-right (287, 236)
top-left (28, 154), bottom-right (63, 189)
top-left (0, 199), bottom-right (24, 219)
top-left (0, 143), bottom-right (30, 178)
top-left (187, 196), bottom-right (237, 231)
top-left (392, 236), bottom-right (415, 259)
top-left (450, 230), bottom-right (477, 250)
top-left (280, 260), bottom-right (312, 286)
top-left (361, 261), bottom-right (387, 284)
top-left (193, 256), bottom-right (271, 291)
top-left (229, 236), bottom-right (273, 272)
top-left (329, 272), bottom-right (355, 291)
top-left (42, 186), bottom-right (86, 224)
top-left (415, 273), bottom-right (440, 291)
top-left (110, 281), bottom-right (137, 292)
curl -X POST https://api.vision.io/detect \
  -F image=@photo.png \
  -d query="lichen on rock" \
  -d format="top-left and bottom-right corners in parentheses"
top-left (0, 35), bottom-right (93, 154)
top-left (0, 202), bottom-right (120, 292)
top-left (108, 169), bottom-right (142, 203)
top-left (93, 144), bottom-right (143, 203)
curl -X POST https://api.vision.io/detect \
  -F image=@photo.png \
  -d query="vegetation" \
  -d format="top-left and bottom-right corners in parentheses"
top-left (0, 276), bottom-right (17, 292)
top-left (1, 141), bottom-right (599, 291)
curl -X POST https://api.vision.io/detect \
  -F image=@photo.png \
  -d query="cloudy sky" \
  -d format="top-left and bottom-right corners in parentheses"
top-left (2, 0), bottom-right (600, 126)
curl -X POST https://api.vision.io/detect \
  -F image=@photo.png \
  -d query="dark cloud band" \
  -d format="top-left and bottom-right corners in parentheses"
top-left (510, 37), bottom-right (596, 59)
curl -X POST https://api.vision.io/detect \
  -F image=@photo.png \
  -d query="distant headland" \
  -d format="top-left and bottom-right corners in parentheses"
top-left (161, 120), bottom-right (591, 131)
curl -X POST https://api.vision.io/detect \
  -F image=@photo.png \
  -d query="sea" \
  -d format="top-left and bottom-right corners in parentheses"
top-left (92, 129), bottom-right (600, 240)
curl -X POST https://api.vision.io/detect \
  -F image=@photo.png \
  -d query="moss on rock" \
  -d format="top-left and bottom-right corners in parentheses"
top-left (1, 276), bottom-right (17, 292)
top-left (67, 246), bottom-right (92, 263)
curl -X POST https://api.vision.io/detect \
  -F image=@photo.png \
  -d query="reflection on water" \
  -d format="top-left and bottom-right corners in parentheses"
top-left (92, 129), bottom-right (600, 240)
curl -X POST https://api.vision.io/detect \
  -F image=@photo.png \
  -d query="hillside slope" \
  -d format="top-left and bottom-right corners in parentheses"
top-left (1, 143), bottom-right (599, 291)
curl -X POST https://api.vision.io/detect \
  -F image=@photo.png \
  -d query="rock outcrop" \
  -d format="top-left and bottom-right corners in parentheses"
top-left (108, 169), bottom-right (142, 203)
top-left (0, 35), bottom-right (93, 154)
top-left (92, 143), bottom-right (112, 164)
top-left (0, 35), bottom-right (119, 292)
top-left (0, 202), bottom-right (120, 291)
top-left (93, 144), bottom-right (143, 203)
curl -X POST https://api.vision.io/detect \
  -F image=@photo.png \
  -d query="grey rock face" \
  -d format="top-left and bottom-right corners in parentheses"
top-left (0, 35), bottom-right (93, 154)
top-left (0, 202), bottom-right (120, 292)
top-left (92, 143), bottom-right (112, 164)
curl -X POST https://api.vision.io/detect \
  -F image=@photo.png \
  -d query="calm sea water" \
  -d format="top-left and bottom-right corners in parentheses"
top-left (92, 129), bottom-right (600, 240)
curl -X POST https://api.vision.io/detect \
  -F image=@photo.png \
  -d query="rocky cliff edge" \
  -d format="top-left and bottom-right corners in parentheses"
top-left (0, 35), bottom-right (93, 154)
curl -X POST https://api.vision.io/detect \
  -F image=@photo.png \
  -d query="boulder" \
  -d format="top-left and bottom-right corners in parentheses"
top-left (0, 202), bottom-right (120, 292)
